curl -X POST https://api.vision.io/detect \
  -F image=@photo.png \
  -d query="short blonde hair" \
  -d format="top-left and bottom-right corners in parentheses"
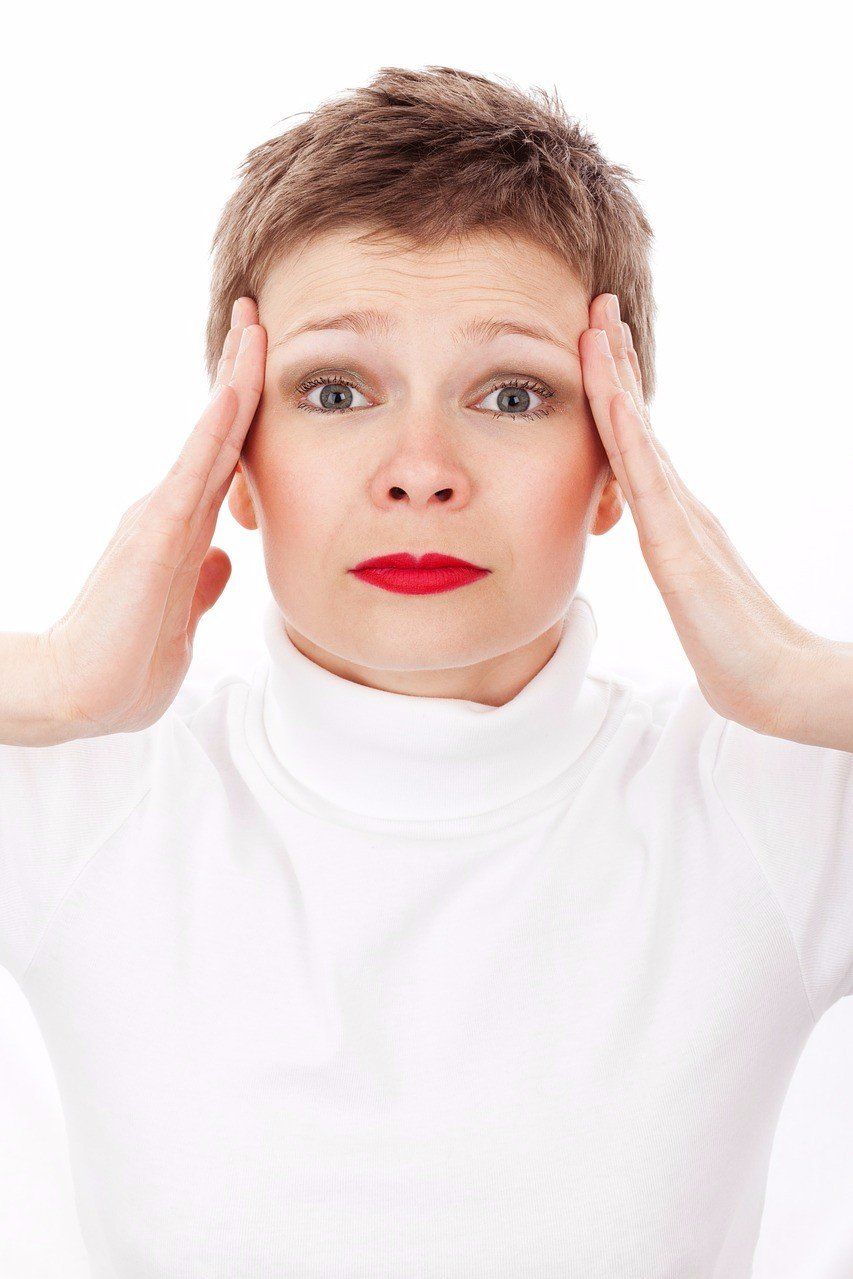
top-left (205, 65), bottom-right (657, 398)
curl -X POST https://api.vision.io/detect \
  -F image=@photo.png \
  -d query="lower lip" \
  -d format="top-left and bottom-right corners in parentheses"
top-left (350, 565), bottom-right (490, 595)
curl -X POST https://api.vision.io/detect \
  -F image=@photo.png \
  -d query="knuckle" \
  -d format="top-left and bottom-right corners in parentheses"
top-left (609, 326), bottom-right (629, 360)
top-left (145, 485), bottom-right (189, 537)
top-left (118, 488), bottom-right (155, 525)
top-left (636, 466), bottom-right (673, 505)
top-left (245, 371), bottom-right (265, 398)
top-left (170, 452), bottom-right (207, 487)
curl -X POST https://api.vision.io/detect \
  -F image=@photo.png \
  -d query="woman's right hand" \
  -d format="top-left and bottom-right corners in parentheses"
top-left (40, 297), bottom-right (267, 739)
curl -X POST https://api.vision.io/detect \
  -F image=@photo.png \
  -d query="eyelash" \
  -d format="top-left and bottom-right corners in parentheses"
top-left (293, 373), bottom-right (556, 421)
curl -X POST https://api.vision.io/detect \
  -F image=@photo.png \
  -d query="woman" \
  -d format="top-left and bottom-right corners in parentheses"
top-left (1, 64), bottom-right (851, 1278)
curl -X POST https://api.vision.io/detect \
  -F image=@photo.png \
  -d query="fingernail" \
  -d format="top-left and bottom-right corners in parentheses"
top-left (595, 329), bottom-right (611, 355)
top-left (606, 295), bottom-right (621, 324)
top-left (231, 298), bottom-right (242, 327)
top-left (237, 325), bottom-right (253, 356)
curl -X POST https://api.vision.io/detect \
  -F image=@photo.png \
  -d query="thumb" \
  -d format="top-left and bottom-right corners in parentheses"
top-left (187, 548), bottom-right (232, 643)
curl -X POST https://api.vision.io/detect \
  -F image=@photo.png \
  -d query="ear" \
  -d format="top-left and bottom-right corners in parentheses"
top-left (227, 461), bottom-right (259, 531)
top-left (590, 468), bottom-right (625, 536)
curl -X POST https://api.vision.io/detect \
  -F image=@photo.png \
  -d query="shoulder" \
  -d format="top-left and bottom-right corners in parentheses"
top-left (0, 652), bottom-right (258, 981)
top-left (582, 660), bottom-right (729, 782)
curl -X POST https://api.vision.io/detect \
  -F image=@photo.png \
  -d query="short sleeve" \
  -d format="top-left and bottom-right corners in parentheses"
top-left (711, 719), bottom-right (853, 1022)
top-left (0, 720), bottom-right (164, 982)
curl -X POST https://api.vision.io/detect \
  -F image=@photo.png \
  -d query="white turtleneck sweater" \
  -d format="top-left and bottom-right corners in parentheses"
top-left (1, 591), bottom-right (851, 1279)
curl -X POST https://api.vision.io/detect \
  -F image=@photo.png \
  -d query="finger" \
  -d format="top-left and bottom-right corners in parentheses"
top-left (580, 326), bottom-right (635, 504)
top-left (238, 296), bottom-right (260, 327)
top-left (590, 299), bottom-right (671, 486)
top-left (609, 316), bottom-right (679, 497)
top-left (609, 388), bottom-right (761, 591)
top-left (590, 294), bottom-right (646, 424)
top-left (138, 313), bottom-right (264, 615)
top-left (597, 313), bottom-right (694, 527)
top-left (195, 320), bottom-right (266, 520)
top-left (214, 296), bottom-right (259, 391)
top-left (590, 296), bottom-right (690, 509)
top-left (587, 300), bottom-right (748, 579)
top-left (582, 327), bottom-right (693, 559)
top-left (606, 311), bottom-right (712, 526)
top-left (186, 547), bottom-right (232, 644)
top-left (609, 390), bottom-right (694, 561)
top-left (622, 323), bottom-right (645, 403)
top-left (160, 320), bottom-right (265, 568)
top-left (158, 466), bottom-right (234, 642)
top-left (139, 381), bottom-right (240, 578)
top-left (119, 297), bottom-right (250, 538)
top-left (212, 300), bottom-right (241, 391)
top-left (588, 296), bottom-right (684, 511)
top-left (172, 298), bottom-right (260, 641)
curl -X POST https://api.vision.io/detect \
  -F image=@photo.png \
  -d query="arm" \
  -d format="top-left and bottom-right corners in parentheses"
top-left (0, 297), bottom-right (266, 751)
top-left (781, 636), bottom-right (853, 752)
top-left (0, 631), bottom-right (74, 747)
top-left (579, 291), bottom-right (851, 754)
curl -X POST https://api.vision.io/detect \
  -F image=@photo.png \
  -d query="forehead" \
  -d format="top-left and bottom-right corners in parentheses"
top-left (258, 225), bottom-right (590, 340)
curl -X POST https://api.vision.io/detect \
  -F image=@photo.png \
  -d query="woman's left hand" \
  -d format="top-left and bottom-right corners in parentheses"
top-left (579, 292), bottom-right (846, 745)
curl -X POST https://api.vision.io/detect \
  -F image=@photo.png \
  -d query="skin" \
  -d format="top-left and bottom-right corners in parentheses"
top-left (227, 225), bottom-right (624, 705)
top-left (28, 212), bottom-right (849, 741)
top-left (32, 225), bottom-right (847, 750)
top-left (218, 227), bottom-right (849, 750)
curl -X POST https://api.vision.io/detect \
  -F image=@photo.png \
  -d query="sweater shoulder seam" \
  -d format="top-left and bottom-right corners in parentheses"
top-left (18, 778), bottom-right (155, 985)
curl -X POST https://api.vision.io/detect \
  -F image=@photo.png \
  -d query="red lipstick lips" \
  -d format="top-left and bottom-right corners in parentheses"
top-left (349, 552), bottom-right (491, 596)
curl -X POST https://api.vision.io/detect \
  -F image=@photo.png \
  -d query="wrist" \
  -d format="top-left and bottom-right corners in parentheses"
top-left (778, 631), bottom-right (853, 751)
top-left (0, 630), bottom-right (82, 747)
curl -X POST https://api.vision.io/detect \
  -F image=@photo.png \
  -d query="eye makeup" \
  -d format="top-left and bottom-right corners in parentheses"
top-left (276, 361), bottom-right (571, 423)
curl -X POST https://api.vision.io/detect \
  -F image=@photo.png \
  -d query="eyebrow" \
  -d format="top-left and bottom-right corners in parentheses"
top-left (268, 307), bottom-right (578, 355)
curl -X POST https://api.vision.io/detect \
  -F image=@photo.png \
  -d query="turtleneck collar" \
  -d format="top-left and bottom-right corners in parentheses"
top-left (248, 591), bottom-right (610, 830)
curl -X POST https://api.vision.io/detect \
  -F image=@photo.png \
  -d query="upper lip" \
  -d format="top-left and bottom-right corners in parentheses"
top-left (351, 552), bottom-right (489, 571)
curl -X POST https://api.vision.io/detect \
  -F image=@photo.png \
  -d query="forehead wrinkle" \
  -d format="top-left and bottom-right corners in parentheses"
top-left (269, 307), bottom-right (577, 356)
top-left (269, 307), bottom-right (394, 351)
top-left (452, 316), bottom-right (573, 353)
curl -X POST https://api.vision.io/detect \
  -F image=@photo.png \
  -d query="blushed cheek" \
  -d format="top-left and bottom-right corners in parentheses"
top-left (256, 462), bottom-right (348, 589)
top-left (539, 491), bottom-right (588, 565)
top-left (523, 447), bottom-right (596, 549)
top-left (257, 489), bottom-right (316, 609)
top-left (246, 422), bottom-right (317, 534)
top-left (259, 475), bottom-right (312, 549)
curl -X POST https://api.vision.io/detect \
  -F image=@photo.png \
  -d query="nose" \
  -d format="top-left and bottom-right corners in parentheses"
top-left (370, 468), bottom-right (470, 511)
top-left (392, 484), bottom-right (450, 503)
top-left (369, 454), bottom-right (472, 512)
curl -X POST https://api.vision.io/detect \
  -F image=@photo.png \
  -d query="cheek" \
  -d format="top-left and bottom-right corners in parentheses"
top-left (261, 473), bottom-right (329, 544)
top-left (511, 438), bottom-right (600, 549)
top-left (248, 432), bottom-right (348, 558)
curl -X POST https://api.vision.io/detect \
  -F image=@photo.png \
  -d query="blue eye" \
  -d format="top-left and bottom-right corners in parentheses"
top-left (477, 380), bottom-right (549, 419)
top-left (294, 372), bottom-right (556, 420)
top-left (299, 379), bottom-right (371, 413)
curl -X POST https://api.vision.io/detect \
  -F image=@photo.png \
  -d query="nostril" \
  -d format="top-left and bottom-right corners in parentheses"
top-left (390, 487), bottom-right (406, 500)
top-left (436, 489), bottom-right (452, 502)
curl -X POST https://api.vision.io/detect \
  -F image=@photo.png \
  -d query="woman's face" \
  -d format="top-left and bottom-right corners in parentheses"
top-left (229, 225), bottom-right (623, 697)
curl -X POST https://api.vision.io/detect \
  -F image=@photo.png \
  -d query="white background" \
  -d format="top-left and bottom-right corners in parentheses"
top-left (1, 1), bottom-right (851, 1274)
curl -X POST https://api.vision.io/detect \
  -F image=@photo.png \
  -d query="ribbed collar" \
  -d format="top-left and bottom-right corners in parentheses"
top-left (251, 590), bottom-right (607, 828)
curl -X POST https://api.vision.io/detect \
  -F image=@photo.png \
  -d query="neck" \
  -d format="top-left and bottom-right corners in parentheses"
top-left (252, 591), bottom-right (609, 828)
top-left (281, 617), bottom-right (568, 706)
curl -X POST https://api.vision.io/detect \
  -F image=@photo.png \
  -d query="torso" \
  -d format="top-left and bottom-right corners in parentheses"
top-left (21, 689), bottom-right (813, 1278)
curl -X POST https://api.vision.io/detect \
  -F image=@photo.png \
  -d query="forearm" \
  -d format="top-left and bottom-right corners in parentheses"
top-left (0, 631), bottom-right (75, 747)
top-left (779, 634), bottom-right (853, 752)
